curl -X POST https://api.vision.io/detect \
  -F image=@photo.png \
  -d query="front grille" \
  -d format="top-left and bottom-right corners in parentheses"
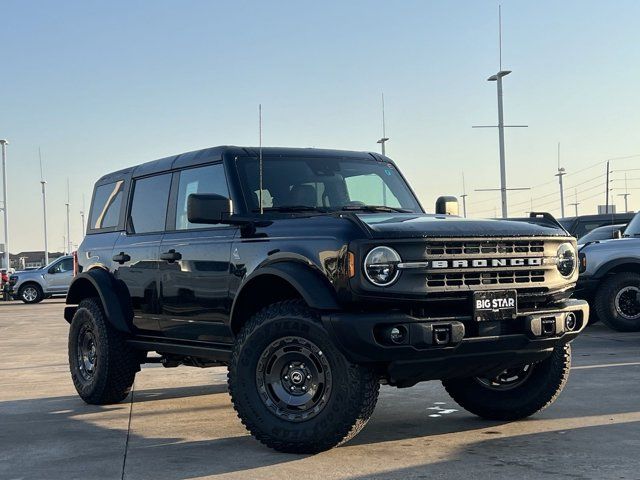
top-left (389, 237), bottom-right (572, 293)
top-left (425, 240), bottom-right (545, 256)
top-left (426, 269), bottom-right (546, 288)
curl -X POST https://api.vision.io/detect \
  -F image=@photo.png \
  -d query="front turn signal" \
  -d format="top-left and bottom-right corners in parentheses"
top-left (348, 251), bottom-right (356, 278)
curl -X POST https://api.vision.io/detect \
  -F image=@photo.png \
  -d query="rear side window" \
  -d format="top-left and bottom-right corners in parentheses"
top-left (129, 174), bottom-right (172, 234)
top-left (89, 181), bottom-right (124, 230)
top-left (175, 164), bottom-right (229, 230)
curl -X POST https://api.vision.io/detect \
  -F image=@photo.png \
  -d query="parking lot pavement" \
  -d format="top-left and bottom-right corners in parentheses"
top-left (1, 300), bottom-right (639, 480)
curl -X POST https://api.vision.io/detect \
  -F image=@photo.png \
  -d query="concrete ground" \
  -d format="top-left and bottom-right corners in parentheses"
top-left (1, 300), bottom-right (639, 480)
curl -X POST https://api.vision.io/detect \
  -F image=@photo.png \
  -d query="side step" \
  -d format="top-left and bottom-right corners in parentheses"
top-left (127, 338), bottom-right (232, 363)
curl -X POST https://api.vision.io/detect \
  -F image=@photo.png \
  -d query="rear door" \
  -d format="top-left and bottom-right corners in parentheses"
top-left (158, 163), bottom-right (237, 343)
top-left (112, 173), bottom-right (172, 336)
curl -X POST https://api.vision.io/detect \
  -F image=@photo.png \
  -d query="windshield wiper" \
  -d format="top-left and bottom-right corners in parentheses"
top-left (340, 205), bottom-right (412, 213)
top-left (253, 205), bottom-right (328, 213)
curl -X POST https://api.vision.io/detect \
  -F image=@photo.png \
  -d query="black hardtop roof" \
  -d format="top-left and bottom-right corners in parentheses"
top-left (96, 146), bottom-right (385, 185)
top-left (560, 212), bottom-right (636, 222)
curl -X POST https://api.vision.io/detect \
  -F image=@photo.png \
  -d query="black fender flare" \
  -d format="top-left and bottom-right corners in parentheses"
top-left (229, 261), bottom-right (341, 333)
top-left (65, 269), bottom-right (133, 333)
top-left (592, 258), bottom-right (640, 281)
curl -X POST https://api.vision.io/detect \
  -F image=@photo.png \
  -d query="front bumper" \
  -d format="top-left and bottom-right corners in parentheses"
top-left (322, 298), bottom-right (589, 387)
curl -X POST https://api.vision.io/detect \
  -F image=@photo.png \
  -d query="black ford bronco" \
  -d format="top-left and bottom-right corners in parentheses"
top-left (65, 146), bottom-right (588, 453)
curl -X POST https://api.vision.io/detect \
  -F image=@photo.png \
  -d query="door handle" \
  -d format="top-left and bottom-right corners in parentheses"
top-left (160, 249), bottom-right (182, 263)
top-left (112, 252), bottom-right (131, 265)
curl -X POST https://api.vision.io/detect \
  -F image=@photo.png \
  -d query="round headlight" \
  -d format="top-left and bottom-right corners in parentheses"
top-left (364, 246), bottom-right (401, 286)
top-left (556, 242), bottom-right (577, 277)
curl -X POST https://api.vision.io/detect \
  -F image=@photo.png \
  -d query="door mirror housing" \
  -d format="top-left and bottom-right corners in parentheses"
top-left (187, 193), bottom-right (232, 224)
top-left (435, 196), bottom-right (460, 216)
top-left (613, 229), bottom-right (623, 239)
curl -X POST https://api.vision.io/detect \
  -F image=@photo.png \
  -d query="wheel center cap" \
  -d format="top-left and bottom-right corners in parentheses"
top-left (290, 370), bottom-right (304, 385)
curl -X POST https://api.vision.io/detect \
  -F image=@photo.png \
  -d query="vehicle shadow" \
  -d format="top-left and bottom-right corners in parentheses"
top-left (0, 385), bottom-right (291, 480)
top-left (3, 367), bottom-right (640, 480)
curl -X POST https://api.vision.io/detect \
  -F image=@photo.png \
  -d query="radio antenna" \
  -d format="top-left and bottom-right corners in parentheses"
top-left (258, 104), bottom-right (264, 214)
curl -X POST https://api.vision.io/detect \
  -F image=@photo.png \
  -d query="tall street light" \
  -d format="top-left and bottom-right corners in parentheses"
top-left (472, 7), bottom-right (528, 218)
top-left (569, 188), bottom-right (580, 217)
top-left (555, 143), bottom-right (566, 218)
top-left (376, 92), bottom-right (389, 205)
top-left (0, 140), bottom-right (9, 270)
top-left (618, 173), bottom-right (631, 212)
top-left (376, 93), bottom-right (389, 156)
top-left (460, 172), bottom-right (468, 218)
top-left (66, 178), bottom-right (71, 254)
top-left (80, 194), bottom-right (86, 237)
top-left (39, 148), bottom-right (49, 266)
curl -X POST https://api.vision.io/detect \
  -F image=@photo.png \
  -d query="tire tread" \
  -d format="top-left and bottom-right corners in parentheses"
top-left (69, 297), bottom-right (139, 405)
top-left (228, 299), bottom-right (379, 453)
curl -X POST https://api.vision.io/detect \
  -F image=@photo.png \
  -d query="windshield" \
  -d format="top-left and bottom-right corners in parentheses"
top-left (623, 212), bottom-right (640, 236)
top-left (578, 225), bottom-right (622, 243)
top-left (236, 156), bottom-right (422, 213)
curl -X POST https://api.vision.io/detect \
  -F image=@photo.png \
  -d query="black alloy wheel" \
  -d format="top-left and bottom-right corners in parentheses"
top-left (76, 324), bottom-right (98, 382)
top-left (256, 336), bottom-right (331, 422)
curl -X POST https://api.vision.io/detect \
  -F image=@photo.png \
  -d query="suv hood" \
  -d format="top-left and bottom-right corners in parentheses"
top-left (11, 269), bottom-right (43, 277)
top-left (580, 236), bottom-right (640, 252)
top-left (356, 213), bottom-right (566, 239)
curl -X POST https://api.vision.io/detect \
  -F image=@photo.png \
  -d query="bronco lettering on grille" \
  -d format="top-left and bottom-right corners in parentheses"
top-left (430, 258), bottom-right (543, 269)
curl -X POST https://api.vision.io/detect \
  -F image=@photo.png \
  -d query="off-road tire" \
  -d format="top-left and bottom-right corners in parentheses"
top-left (595, 272), bottom-right (640, 332)
top-left (68, 297), bottom-right (139, 404)
top-left (442, 344), bottom-right (571, 421)
top-left (228, 300), bottom-right (379, 454)
top-left (18, 283), bottom-right (44, 304)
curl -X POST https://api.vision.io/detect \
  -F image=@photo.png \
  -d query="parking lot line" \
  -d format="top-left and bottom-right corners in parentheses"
top-left (572, 361), bottom-right (640, 370)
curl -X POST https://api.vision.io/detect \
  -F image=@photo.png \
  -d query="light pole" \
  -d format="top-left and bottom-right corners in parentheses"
top-left (472, 7), bottom-right (528, 218)
top-left (492, 70), bottom-right (509, 218)
top-left (0, 140), bottom-right (9, 271)
top-left (80, 194), bottom-right (86, 236)
top-left (460, 172), bottom-right (468, 218)
top-left (376, 92), bottom-right (389, 205)
top-left (618, 173), bottom-right (631, 212)
top-left (569, 188), bottom-right (580, 217)
top-left (39, 148), bottom-right (49, 266)
top-left (605, 161), bottom-right (611, 213)
top-left (377, 93), bottom-right (389, 156)
top-left (555, 143), bottom-right (566, 218)
top-left (66, 178), bottom-right (71, 254)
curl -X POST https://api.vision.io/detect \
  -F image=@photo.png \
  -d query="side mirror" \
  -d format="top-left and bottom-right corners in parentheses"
top-left (613, 229), bottom-right (623, 239)
top-left (187, 193), bottom-right (232, 224)
top-left (435, 196), bottom-right (460, 216)
top-left (48, 267), bottom-right (56, 274)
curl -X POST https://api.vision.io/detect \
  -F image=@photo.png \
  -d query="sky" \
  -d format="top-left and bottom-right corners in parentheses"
top-left (1, 0), bottom-right (640, 253)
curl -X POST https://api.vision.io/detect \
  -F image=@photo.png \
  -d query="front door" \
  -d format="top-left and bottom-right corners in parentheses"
top-left (112, 172), bottom-right (172, 336)
top-left (44, 257), bottom-right (74, 292)
top-left (158, 163), bottom-right (236, 343)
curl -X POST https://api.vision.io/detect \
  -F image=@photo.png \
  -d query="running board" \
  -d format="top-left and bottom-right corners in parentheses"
top-left (127, 339), bottom-right (232, 362)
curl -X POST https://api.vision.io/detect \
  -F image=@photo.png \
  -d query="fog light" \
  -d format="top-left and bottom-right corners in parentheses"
top-left (383, 325), bottom-right (408, 345)
top-left (565, 312), bottom-right (577, 331)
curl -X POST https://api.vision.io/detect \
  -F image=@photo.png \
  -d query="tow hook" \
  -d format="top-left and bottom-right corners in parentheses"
top-left (433, 326), bottom-right (452, 345)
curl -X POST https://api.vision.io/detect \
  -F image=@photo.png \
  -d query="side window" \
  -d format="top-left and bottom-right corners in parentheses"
top-left (129, 174), bottom-right (172, 234)
top-left (175, 164), bottom-right (229, 230)
top-left (344, 174), bottom-right (401, 208)
top-left (51, 258), bottom-right (73, 274)
top-left (89, 181), bottom-right (124, 230)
